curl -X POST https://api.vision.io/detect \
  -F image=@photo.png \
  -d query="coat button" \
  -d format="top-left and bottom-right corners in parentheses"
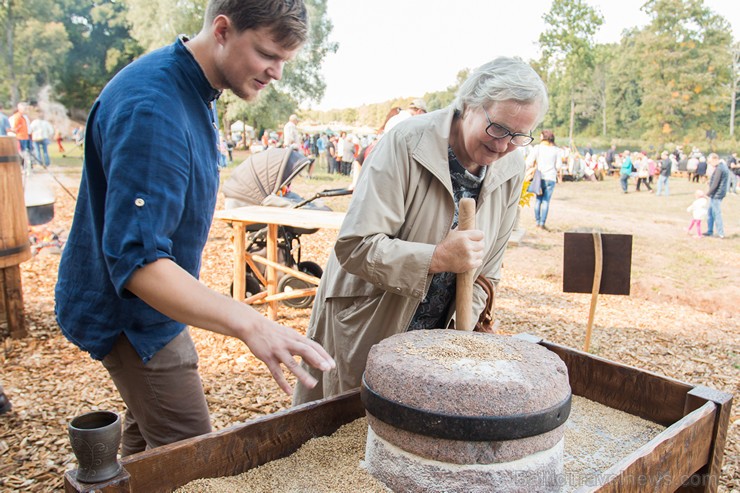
top-left (135, 198), bottom-right (145, 207)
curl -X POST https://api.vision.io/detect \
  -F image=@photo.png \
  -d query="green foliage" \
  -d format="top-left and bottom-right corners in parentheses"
top-left (54, 0), bottom-right (143, 115)
top-left (221, 85), bottom-right (295, 136)
top-left (535, 0), bottom-right (736, 147)
top-left (628, 0), bottom-right (733, 144)
top-left (125, 0), bottom-right (203, 52)
top-left (304, 68), bottom-right (465, 129)
top-left (0, 0), bottom-right (67, 104)
top-left (539, 0), bottom-right (603, 76)
top-left (538, 0), bottom-right (604, 143)
top-left (1, 0), bottom-right (334, 126)
top-left (15, 20), bottom-right (72, 93)
top-left (0, 0), bottom-right (736, 150)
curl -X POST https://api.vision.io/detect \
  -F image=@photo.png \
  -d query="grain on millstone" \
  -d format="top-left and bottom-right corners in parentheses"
top-left (398, 333), bottom-right (523, 367)
top-left (174, 419), bottom-right (391, 493)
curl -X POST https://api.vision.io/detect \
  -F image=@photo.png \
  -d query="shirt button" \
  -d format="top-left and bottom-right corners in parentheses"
top-left (135, 198), bottom-right (145, 207)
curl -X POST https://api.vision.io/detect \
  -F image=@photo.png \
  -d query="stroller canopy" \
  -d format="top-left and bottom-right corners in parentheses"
top-left (222, 147), bottom-right (311, 206)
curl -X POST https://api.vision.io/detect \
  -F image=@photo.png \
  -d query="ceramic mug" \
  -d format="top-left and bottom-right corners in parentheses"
top-left (68, 410), bottom-right (122, 483)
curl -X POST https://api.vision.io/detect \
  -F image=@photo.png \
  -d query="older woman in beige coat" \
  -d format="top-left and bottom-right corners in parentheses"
top-left (293, 57), bottom-right (548, 405)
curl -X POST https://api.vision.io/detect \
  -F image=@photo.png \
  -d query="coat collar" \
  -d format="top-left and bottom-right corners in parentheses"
top-left (406, 106), bottom-right (525, 201)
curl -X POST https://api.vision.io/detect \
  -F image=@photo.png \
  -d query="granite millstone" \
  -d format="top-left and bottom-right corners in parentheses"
top-left (363, 330), bottom-right (571, 464)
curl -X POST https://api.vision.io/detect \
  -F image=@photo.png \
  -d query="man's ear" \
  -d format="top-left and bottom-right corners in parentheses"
top-left (212, 15), bottom-right (231, 45)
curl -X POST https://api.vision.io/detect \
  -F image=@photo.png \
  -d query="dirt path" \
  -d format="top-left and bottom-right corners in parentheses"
top-left (505, 176), bottom-right (740, 316)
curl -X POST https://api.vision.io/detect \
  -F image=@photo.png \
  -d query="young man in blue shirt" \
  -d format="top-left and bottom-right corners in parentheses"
top-left (55, 0), bottom-right (335, 456)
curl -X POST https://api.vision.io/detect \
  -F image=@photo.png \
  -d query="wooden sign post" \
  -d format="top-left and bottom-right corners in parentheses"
top-left (563, 232), bottom-right (632, 352)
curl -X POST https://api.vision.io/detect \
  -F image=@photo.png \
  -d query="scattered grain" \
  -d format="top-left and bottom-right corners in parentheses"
top-left (176, 396), bottom-right (665, 492)
top-left (175, 419), bottom-right (390, 493)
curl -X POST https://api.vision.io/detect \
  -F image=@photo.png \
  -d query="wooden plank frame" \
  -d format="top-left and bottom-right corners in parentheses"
top-left (64, 335), bottom-right (732, 493)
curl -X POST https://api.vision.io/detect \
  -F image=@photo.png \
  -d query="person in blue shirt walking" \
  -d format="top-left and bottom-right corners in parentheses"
top-left (0, 111), bottom-right (10, 136)
top-left (619, 150), bottom-right (633, 193)
top-left (55, 0), bottom-right (335, 456)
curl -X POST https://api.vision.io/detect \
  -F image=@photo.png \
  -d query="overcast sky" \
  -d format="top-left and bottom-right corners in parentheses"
top-left (309, 0), bottom-right (740, 110)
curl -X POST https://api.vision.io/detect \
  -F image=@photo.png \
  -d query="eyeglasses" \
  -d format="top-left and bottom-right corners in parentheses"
top-left (483, 108), bottom-right (534, 147)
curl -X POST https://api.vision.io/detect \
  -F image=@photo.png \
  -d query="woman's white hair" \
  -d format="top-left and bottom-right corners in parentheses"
top-left (452, 57), bottom-right (549, 124)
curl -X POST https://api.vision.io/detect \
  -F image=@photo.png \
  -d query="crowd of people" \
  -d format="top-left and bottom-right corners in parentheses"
top-left (520, 139), bottom-right (737, 239)
top-left (232, 114), bottom-right (738, 241)
top-left (1, 101), bottom-right (78, 168)
top-left (249, 99), bottom-right (428, 187)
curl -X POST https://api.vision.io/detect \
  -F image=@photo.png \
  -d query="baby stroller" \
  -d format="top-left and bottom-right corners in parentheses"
top-left (222, 147), bottom-right (352, 308)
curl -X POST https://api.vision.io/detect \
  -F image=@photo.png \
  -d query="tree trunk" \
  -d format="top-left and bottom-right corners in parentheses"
top-left (732, 47), bottom-right (739, 138)
top-left (569, 96), bottom-right (575, 147)
top-left (602, 93), bottom-right (607, 137)
top-left (731, 85), bottom-right (736, 138)
top-left (3, 0), bottom-right (19, 105)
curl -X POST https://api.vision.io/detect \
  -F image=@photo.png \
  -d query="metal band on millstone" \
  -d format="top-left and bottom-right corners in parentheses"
top-left (361, 376), bottom-right (571, 441)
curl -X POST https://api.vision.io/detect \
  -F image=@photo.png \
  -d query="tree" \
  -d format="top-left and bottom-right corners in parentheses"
top-left (0, 0), bottom-right (65, 105)
top-left (605, 30), bottom-right (643, 139)
top-left (15, 20), bottom-right (72, 93)
top-left (538, 0), bottom-right (604, 144)
top-left (123, 0), bottom-right (337, 132)
top-left (629, 0), bottom-right (733, 142)
top-left (578, 43), bottom-right (616, 137)
top-left (423, 69), bottom-right (468, 112)
top-left (221, 85), bottom-right (295, 137)
top-left (125, 0), bottom-right (203, 52)
top-left (55, 0), bottom-right (143, 117)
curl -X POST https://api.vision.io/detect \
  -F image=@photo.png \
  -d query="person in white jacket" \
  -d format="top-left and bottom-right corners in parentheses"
top-left (525, 129), bottom-right (564, 230)
top-left (686, 190), bottom-right (708, 238)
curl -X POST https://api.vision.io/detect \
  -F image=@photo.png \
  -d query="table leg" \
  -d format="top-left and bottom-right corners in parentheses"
top-left (233, 223), bottom-right (246, 302)
top-left (266, 224), bottom-right (278, 320)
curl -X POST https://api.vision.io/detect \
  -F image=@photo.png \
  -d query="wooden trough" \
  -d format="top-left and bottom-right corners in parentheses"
top-left (64, 334), bottom-right (733, 493)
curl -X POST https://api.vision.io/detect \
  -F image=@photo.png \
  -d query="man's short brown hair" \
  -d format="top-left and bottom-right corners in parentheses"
top-left (205, 0), bottom-right (308, 49)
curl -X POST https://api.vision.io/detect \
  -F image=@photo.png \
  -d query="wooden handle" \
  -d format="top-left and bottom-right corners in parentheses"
top-left (583, 232), bottom-right (603, 352)
top-left (455, 198), bottom-right (476, 331)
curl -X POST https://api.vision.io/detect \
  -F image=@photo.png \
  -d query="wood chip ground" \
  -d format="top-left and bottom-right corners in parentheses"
top-left (0, 175), bottom-right (737, 492)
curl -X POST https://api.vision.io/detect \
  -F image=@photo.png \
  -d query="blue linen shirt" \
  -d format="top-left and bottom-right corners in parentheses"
top-left (55, 38), bottom-right (222, 362)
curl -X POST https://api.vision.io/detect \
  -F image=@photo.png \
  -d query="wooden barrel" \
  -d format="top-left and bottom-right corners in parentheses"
top-left (0, 137), bottom-right (32, 268)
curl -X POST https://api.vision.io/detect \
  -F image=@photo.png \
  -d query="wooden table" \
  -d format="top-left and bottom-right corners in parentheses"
top-left (214, 206), bottom-right (345, 320)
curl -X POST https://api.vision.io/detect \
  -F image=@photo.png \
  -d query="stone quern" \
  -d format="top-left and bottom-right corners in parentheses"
top-left (362, 330), bottom-right (571, 493)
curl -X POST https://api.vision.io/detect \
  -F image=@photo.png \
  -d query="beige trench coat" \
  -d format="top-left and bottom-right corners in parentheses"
top-left (293, 106), bottom-right (524, 404)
